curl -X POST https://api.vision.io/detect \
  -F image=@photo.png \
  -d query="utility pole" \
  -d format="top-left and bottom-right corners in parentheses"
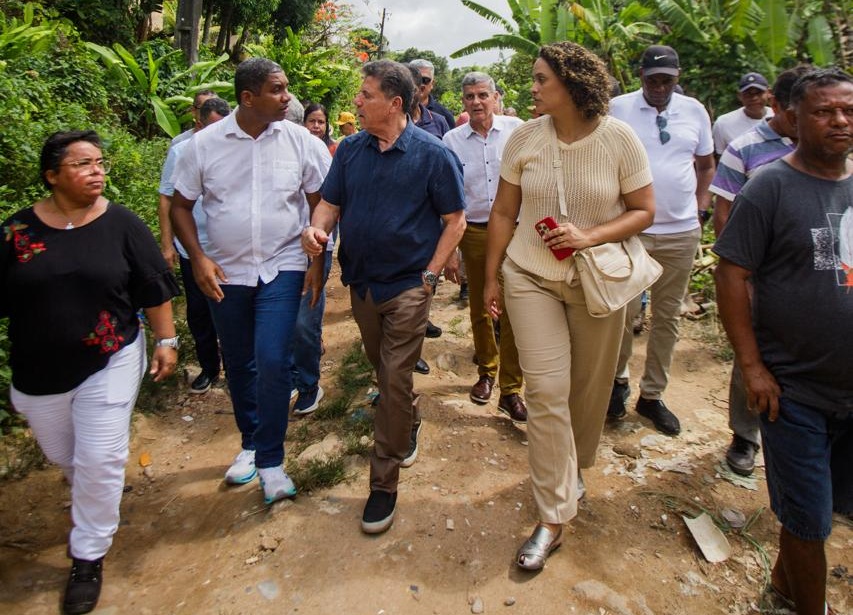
top-left (377, 8), bottom-right (387, 58)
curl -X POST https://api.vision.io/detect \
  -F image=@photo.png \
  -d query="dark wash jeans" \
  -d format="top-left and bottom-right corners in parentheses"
top-left (179, 255), bottom-right (221, 378)
top-left (290, 251), bottom-right (333, 394)
top-left (208, 270), bottom-right (304, 468)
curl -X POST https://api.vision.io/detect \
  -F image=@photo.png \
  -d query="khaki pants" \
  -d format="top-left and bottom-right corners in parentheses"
top-left (460, 224), bottom-right (523, 393)
top-left (616, 229), bottom-right (701, 399)
top-left (502, 258), bottom-right (625, 524)
top-left (350, 285), bottom-right (431, 492)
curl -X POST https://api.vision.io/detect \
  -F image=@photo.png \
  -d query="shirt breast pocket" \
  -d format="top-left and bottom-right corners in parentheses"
top-left (273, 160), bottom-right (301, 192)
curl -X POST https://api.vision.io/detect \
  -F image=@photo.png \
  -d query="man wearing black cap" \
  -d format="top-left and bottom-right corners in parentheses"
top-left (712, 72), bottom-right (772, 155)
top-left (607, 44), bottom-right (715, 436)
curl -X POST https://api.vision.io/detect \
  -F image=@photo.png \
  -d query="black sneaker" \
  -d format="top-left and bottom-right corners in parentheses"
top-left (606, 381), bottom-right (630, 422)
top-left (190, 371), bottom-right (218, 394)
top-left (424, 321), bottom-right (442, 338)
top-left (401, 420), bottom-right (422, 468)
top-left (63, 557), bottom-right (103, 615)
top-left (361, 490), bottom-right (397, 534)
top-left (635, 397), bottom-right (681, 436)
top-left (725, 435), bottom-right (759, 476)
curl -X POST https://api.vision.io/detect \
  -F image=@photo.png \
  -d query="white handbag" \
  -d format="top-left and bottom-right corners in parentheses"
top-left (574, 235), bottom-right (662, 318)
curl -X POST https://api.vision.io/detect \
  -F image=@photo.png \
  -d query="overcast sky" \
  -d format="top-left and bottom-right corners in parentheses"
top-left (352, 0), bottom-right (514, 68)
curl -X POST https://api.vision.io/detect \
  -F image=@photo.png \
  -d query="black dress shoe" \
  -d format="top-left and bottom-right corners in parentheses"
top-left (190, 371), bottom-right (218, 394)
top-left (424, 321), bottom-right (442, 338)
top-left (636, 397), bottom-right (680, 436)
top-left (413, 358), bottom-right (430, 374)
top-left (725, 435), bottom-right (759, 476)
top-left (606, 381), bottom-right (630, 422)
top-left (63, 557), bottom-right (103, 614)
top-left (458, 283), bottom-right (469, 301)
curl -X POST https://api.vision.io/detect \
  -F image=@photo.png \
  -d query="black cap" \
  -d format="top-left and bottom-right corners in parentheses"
top-left (738, 72), bottom-right (769, 92)
top-left (640, 45), bottom-right (680, 76)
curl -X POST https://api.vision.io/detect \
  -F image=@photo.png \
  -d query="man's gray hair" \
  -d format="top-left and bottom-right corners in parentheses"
top-left (409, 58), bottom-right (435, 77)
top-left (461, 71), bottom-right (495, 92)
top-left (363, 60), bottom-right (416, 116)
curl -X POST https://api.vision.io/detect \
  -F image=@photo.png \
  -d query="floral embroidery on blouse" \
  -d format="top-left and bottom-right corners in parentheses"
top-left (82, 311), bottom-right (125, 354)
top-left (4, 221), bottom-right (47, 263)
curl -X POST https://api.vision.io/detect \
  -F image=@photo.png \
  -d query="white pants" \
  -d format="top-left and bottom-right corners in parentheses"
top-left (11, 334), bottom-right (146, 560)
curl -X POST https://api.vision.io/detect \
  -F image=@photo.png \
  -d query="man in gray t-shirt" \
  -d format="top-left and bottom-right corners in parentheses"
top-left (714, 68), bottom-right (852, 615)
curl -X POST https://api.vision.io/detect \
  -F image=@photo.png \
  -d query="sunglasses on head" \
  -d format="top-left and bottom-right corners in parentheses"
top-left (656, 114), bottom-right (671, 145)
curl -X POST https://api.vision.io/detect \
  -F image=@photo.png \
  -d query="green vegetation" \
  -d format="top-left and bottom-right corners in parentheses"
top-left (0, 0), bottom-right (848, 451)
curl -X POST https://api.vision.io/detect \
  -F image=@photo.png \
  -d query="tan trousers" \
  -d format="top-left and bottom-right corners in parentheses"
top-left (350, 286), bottom-right (431, 492)
top-left (615, 229), bottom-right (701, 399)
top-left (502, 258), bottom-right (625, 524)
top-left (460, 224), bottom-right (523, 393)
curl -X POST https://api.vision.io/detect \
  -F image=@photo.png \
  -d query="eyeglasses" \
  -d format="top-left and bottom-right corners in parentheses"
top-left (656, 115), bottom-right (671, 145)
top-left (60, 158), bottom-right (112, 174)
top-left (420, 76), bottom-right (432, 85)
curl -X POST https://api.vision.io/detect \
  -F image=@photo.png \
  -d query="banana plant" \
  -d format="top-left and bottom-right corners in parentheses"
top-left (568, 0), bottom-right (659, 91)
top-left (86, 41), bottom-right (182, 137)
top-left (451, 0), bottom-right (575, 59)
top-left (86, 41), bottom-right (231, 138)
top-left (0, 2), bottom-right (59, 63)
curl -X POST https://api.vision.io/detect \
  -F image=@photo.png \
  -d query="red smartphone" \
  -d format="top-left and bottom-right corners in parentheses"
top-left (535, 217), bottom-right (575, 260)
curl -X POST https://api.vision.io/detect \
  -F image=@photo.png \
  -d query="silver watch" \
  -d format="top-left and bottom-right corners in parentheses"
top-left (422, 269), bottom-right (438, 287)
top-left (155, 336), bottom-right (180, 349)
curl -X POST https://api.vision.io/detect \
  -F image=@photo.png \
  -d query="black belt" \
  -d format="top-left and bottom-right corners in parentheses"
top-left (467, 221), bottom-right (489, 228)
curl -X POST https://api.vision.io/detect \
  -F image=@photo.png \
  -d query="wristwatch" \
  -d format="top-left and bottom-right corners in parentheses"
top-left (155, 336), bottom-right (180, 349)
top-left (422, 269), bottom-right (439, 287)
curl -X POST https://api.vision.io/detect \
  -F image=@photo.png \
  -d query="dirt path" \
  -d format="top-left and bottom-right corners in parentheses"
top-left (1, 264), bottom-right (851, 615)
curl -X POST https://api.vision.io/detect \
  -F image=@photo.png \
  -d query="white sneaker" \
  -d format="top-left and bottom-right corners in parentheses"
top-left (224, 449), bottom-right (257, 485)
top-left (577, 470), bottom-right (586, 501)
top-left (258, 466), bottom-right (297, 504)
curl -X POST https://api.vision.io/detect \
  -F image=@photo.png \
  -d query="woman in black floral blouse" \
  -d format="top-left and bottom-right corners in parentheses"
top-left (0, 130), bottom-right (180, 615)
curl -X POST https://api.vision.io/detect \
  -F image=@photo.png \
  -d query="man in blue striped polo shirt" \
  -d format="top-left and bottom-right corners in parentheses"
top-left (709, 65), bottom-right (812, 476)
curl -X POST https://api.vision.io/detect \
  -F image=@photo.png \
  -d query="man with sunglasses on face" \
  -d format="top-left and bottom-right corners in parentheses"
top-left (410, 58), bottom-right (456, 131)
top-left (607, 45), bottom-right (715, 436)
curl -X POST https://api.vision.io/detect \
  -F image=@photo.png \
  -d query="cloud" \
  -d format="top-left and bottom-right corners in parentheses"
top-left (353, 0), bottom-right (514, 68)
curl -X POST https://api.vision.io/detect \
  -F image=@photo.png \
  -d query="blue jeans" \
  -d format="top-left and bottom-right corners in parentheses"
top-left (760, 397), bottom-right (853, 541)
top-left (290, 252), bottom-right (333, 394)
top-left (179, 255), bottom-right (221, 378)
top-left (207, 271), bottom-right (304, 468)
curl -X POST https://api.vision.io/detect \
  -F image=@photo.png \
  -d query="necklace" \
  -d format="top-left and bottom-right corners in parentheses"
top-left (50, 196), bottom-right (95, 230)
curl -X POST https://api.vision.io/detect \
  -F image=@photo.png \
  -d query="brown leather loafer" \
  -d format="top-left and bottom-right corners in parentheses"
top-left (469, 375), bottom-right (494, 404)
top-left (498, 393), bottom-right (527, 423)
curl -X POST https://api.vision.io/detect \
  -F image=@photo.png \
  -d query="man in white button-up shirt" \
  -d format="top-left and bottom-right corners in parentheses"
top-left (443, 72), bottom-right (526, 422)
top-left (171, 58), bottom-right (332, 506)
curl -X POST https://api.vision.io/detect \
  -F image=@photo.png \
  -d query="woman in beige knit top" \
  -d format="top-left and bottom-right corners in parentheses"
top-left (484, 42), bottom-right (655, 571)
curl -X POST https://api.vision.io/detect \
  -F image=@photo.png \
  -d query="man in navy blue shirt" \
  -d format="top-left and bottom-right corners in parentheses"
top-left (302, 60), bottom-right (466, 535)
top-left (410, 58), bottom-right (456, 130)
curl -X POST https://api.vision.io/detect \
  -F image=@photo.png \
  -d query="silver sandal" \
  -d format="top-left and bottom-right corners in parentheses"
top-left (516, 524), bottom-right (562, 570)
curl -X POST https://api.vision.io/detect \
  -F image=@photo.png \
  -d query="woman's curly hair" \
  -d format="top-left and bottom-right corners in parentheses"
top-left (538, 42), bottom-right (611, 120)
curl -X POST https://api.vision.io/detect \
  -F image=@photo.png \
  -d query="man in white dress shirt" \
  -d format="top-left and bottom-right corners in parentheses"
top-left (443, 72), bottom-right (527, 422)
top-left (171, 58), bottom-right (331, 505)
